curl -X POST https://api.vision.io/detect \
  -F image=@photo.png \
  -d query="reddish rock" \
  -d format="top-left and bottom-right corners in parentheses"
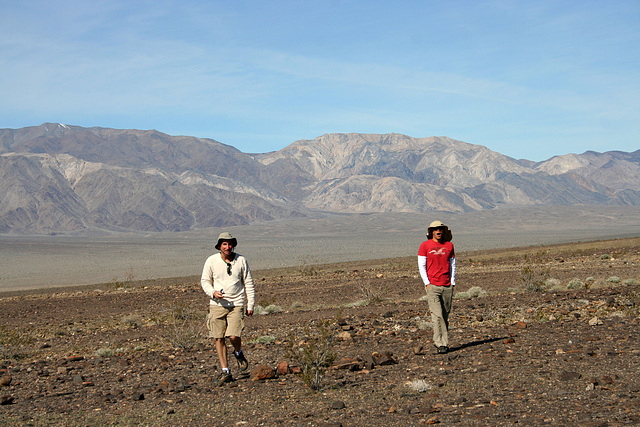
top-left (250, 365), bottom-right (276, 381)
top-left (372, 351), bottom-right (397, 366)
top-left (515, 321), bottom-right (527, 329)
top-left (331, 357), bottom-right (362, 371)
top-left (276, 361), bottom-right (290, 375)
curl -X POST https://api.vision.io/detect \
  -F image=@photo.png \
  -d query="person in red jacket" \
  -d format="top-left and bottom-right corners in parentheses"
top-left (418, 220), bottom-right (456, 354)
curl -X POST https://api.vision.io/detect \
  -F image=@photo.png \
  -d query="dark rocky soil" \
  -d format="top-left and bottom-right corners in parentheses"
top-left (1, 238), bottom-right (639, 426)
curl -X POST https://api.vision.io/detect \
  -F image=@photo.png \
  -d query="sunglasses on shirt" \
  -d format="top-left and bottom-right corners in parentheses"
top-left (226, 262), bottom-right (232, 275)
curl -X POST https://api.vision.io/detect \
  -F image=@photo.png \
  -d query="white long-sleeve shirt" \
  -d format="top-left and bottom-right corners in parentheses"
top-left (201, 252), bottom-right (255, 311)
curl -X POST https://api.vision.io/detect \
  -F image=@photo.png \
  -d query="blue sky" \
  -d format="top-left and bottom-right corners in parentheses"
top-left (1, 0), bottom-right (638, 161)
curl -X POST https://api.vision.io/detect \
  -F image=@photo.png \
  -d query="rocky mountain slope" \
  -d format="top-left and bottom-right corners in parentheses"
top-left (1, 124), bottom-right (638, 234)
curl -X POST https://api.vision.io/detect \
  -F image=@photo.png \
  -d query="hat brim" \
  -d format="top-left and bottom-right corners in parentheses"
top-left (215, 238), bottom-right (237, 250)
top-left (427, 227), bottom-right (452, 242)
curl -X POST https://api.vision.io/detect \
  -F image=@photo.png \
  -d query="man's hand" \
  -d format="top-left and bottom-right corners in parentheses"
top-left (213, 290), bottom-right (224, 299)
top-left (246, 310), bottom-right (253, 316)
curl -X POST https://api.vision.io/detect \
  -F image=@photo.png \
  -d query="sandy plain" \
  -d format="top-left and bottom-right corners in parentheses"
top-left (1, 205), bottom-right (640, 293)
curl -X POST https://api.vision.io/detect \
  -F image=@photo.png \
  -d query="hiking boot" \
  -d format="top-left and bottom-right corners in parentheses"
top-left (437, 346), bottom-right (449, 354)
top-left (234, 350), bottom-right (249, 371)
top-left (216, 371), bottom-right (233, 387)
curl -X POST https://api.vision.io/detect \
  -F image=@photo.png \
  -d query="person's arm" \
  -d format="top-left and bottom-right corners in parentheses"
top-left (418, 255), bottom-right (430, 286)
top-left (200, 257), bottom-right (216, 299)
top-left (242, 259), bottom-right (255, 315)
top-left (449, 256), bottom-right (456, 286)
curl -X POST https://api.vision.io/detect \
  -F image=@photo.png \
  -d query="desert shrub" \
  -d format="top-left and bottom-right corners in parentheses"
top-left (0, 326), bottom-right (34, 361)
top-left (121, 314), bottom-right (143, 328)
top-left (623, 278), bottom-right (638, 286)
top-left (624, 289), bottom-right (640, 317)
top-left (95, 347), bottom-right (114, 357)
top-left (111, 268), bottom-right (136, 289)
top-left (357, 280), bottom-right (387, 305)
top-left (607, 276), bottom-right (621, 284)
top-left (589, 279), bottom-right (610, 290)
top-left (545, 278), bottom-right (562, 290)
top-left (600, 254), bottom-right (611, 260)
top-left (157, 303), bottom-right (206, 350)
top-left (407, 379), bottom-right (433, 393)
top-left (344, 299), bottom-right (369, 307)
top-left (567, 278), bottom-right (586, 290)
top-left (521, 253), bottom-right (550, 293)
top-left (290, 301), bottom-right (305, 310)
top-left (467, 286), bottom-right (488, 298)
top-left (286, 319), bottom-right (336, 391)
top-left (256, 335), bottom-right (276, 344)
top-left (254, 304), bottom-right (283, 315)
top-left (299, 257), bottom-right (318, 276)
top-left (414, 317), bottom-right (432, 330)
top-left (454, 291), bottom-right (471, 299)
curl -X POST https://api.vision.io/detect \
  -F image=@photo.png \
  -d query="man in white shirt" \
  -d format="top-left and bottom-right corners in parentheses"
top-left (201, 232), bottom-right (255, 386)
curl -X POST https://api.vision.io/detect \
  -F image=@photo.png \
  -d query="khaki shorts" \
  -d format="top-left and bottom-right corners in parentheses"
top-left (207, 305), bottom-right (245, 339)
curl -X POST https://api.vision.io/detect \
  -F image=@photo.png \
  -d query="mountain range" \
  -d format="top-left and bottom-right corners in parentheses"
top-left (1, 123), bottom-right (638, 235)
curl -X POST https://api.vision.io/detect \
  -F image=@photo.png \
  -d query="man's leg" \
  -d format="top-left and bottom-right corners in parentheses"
top-left (216, 337), bottom-right (228, 370)
top-left (441, 285), bottom-right (454, 334)
top-left (208, 306), bottom-right (233, 385)
top-left (229, 336), bottom-right (242, 353)
top-left (226, 307), bottom-right (249, 371)
top-left (214, 337), bottom-right (233, 386)
top-left (427, 285), bottom-right (446, 348)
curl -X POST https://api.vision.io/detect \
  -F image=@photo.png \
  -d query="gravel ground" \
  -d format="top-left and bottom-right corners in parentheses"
top-left (1, 237), bottom-right (639, 426)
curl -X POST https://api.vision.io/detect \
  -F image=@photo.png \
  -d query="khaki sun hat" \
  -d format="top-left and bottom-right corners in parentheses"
top-left (215, 232), bottom-right (237, 250)
top-left (427, 220), bottom-right (452, 241)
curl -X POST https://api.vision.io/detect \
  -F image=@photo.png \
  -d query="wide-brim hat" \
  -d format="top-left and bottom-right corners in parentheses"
top-left (427, 220), bottom-right (452, 241)
top-left (215, 232), bottom-right (237, 250)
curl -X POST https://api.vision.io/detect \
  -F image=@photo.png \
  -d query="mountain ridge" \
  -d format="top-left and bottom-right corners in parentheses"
top-left (1, 123), bottom-right (638, 235)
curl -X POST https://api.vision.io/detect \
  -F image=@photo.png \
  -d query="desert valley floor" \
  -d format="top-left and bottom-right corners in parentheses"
top-left (1, 234), bottom-right (639, 426)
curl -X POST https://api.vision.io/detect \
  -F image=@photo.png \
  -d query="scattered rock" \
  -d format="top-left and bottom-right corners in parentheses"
top-left (250, 365), bottom-right (276, 381)
top-left (330, 400), bottom-right (346, 410)
top-left (515, 321), bottom-right (527, 329)
top-left (559, 371), bottom-right (581, 381)
top-left (361, 354), bottom-right (376, 370)
top-left (331, 357), bottom-right (362, 371)
top-left (589, 317), bottom-right (603, 326)
top-left (276, 361), bottom-right (290, 375)
top-left (372, 352), bottom-right (397, 366)
top-left (337, 331), bottom-right (353, 342)
top-left (0, 375), bottom-right (11, 387)
top-left (600, 375), bottom-right (616, 385)
top-left (0, 395), bottom-right (15, 405)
